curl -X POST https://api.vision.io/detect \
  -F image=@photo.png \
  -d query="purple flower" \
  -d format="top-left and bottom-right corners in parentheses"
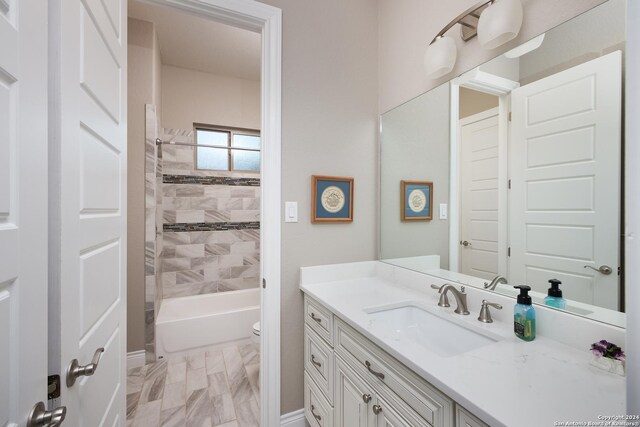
top-left (591, 340), bottom-right (626, 361)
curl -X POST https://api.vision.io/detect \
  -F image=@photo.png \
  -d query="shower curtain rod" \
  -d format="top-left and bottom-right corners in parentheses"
top-left (155, 138), bottom-right (261, 152)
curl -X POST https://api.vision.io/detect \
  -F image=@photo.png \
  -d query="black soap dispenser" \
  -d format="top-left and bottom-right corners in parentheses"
top-left (544, 279), bottom-right (567, 310)
top-left (514, 285), bottom-right (536, 341)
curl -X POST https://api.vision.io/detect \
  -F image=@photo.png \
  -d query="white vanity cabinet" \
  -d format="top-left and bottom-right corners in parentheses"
top-left (303, 296), bottom-right (490, 427)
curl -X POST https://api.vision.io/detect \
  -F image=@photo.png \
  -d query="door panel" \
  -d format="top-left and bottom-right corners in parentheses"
top-left (459, 109), bottom-right (501, 280)
top-left (0, 0), bottom-right (48, 424)
top-left (510, 51), bottom-right (622, 309)
top-left (54, 0), bottom-right (127, 424)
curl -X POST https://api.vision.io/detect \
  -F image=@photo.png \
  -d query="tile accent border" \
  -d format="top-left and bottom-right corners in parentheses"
top-left (164, 174), bottom-right (260, 186)
top-left (164, 222), bottom-right (261, 232)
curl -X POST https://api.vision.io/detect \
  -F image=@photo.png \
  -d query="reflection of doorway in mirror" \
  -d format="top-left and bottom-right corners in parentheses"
top-left (459, 107), bottom-right (501, 280)
top-left (509, 51), bottom-right (622, 311)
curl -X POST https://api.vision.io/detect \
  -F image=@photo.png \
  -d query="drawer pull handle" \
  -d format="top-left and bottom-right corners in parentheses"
top-left (311, 354), bottom-right (322, 368)
top-left (365, 360), bottom-right (385, 380)
top-left (373, 404), bottom-right (383, 415)
top-left (310, 312), bottom-right (322, 323)
top-left (362, 393), bottom-right (371, 403)
top-left (311, 404), bottom-right (322, 421)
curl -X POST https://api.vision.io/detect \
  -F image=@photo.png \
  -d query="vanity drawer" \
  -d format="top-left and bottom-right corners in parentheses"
top-left (305, 372), bottom-right (334, 427)
top-left (305, 325), bottom-right (335, 403)
top-left (334, 318), bottom-right (454, 427)
top-left (305, 296), bottom-right (334, 345)
top-left (456, 405), bottom-right (489, 427)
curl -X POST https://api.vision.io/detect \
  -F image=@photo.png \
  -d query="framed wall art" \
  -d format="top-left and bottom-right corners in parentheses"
top-left (401, 180), bottom-right (433, 221)
top-left (312, 175), bottom-right (354, 223)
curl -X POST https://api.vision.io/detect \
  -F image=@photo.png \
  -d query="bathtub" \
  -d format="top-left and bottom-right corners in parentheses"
top-left (156, 288), bottom-right (260, 359)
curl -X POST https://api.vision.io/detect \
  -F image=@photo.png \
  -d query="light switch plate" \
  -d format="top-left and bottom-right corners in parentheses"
top-left (285, 201), bottom-right (298, 222)
top-left (439, 203), bottom-right (448, 220)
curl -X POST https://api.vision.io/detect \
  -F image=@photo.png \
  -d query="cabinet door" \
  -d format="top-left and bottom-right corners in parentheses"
top-left (335, 356), bottom-right (373, 427)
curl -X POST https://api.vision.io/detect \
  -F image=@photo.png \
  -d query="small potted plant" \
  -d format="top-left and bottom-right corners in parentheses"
top-left (590, 340), bottom-right (625, 376)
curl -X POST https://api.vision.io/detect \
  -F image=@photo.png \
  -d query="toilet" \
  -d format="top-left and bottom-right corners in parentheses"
top-left (251, 321), bottom-right (260, 351)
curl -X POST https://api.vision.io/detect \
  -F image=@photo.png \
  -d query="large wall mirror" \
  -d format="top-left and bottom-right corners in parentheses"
top-left (380, 0), bottom-right (626, 327)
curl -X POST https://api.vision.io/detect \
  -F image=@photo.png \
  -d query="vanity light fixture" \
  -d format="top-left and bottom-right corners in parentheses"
top-left (477, 0), bottom-right (524, 50)
top-left (424, 0), bottom-right (523, 79)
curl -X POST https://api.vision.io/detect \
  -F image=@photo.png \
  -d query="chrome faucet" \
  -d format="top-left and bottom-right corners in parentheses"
top-left (484, 275), bottom-right (507, 291)
top-left (438, 284), bottom-right (470, 315)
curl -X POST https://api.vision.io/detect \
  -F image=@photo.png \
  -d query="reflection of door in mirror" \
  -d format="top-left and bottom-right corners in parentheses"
top-left (509, 51), bottom-right (622, 310)
top-left (459, 108), bottom-right (501, 280)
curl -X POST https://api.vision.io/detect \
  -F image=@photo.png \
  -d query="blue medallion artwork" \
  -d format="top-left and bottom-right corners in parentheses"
top-left (312, 176), bottom-right (354, 222)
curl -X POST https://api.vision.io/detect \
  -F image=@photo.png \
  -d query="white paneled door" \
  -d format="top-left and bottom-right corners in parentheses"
top-left (510, 51), bottom-right (622, 309)
top-left (53, 0), bottom-right (127, 424)
top-left (459, 109), bottom-right (501, 280)
top-left (0, 0), bottom-right (49, 425)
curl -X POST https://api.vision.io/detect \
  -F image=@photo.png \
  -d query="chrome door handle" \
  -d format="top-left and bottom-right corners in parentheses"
top-left (27, 402), bottom-right (66, 427)
top-left (362, 393), bottom-right (372, 403)
top-left (310, 404), bottom-right (322, 421)
top-left (584, 265), bottom-right (613, 275)
top-left (460, 240), bottom-right (471, 247)
top-left (311, 354), bottom-right (322, 368)
top-left (66, 347), bottom-right (104, 387)
top-left (373, 404), bottom-right (383, 415)
top-left (365, 360), bottom-right (385, 380)
top-left (310, 312), bottom-right (322, 323)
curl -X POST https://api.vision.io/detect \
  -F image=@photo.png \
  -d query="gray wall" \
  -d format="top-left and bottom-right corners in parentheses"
top-left (256, 0), bottom-right (379, 415)
top-left (380, 84), bottom-right (450, 266)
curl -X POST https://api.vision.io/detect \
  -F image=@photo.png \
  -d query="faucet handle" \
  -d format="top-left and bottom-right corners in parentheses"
top-left (478, 300), bottom-right (503, 323)
top-left (430, 284), bottom-right (450, 307)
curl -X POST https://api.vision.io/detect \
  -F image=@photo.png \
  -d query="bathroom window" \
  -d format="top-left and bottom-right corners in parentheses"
top-left (195, 125), bottom-right (261, 172)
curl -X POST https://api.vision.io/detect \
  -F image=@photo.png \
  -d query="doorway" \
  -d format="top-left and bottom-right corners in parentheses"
top-left (126, 0), bottom-right (281, 424)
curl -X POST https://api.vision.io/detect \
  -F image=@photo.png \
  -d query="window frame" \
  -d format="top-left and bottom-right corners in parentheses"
top-left (194, 123), bottom-right (261, 173)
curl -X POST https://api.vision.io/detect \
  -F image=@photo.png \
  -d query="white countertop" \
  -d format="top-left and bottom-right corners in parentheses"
top-left (300, 269), bottom-right (626, 427)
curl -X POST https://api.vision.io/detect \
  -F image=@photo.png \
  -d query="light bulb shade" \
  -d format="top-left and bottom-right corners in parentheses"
top-left (477, 0), bottom-right (523, 50)
top-left (424, 36), bottom-right (457, 79)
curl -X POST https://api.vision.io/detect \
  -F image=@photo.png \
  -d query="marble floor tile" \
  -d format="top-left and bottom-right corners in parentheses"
top-left (234, 397), bottom-right (259, 427)
top-left (161, 407), bottom-right (186, 427)
top-left (205, 350), bottom-right (225, 375)
top-left (162, 382), bottom-right (186, 410)
top-left (186, 388), bottom-right (212, 424)
top-left (210, 394), bottom-right (236, 426)
top-left (127, 392), bottom-right (141, 420)
top-left (133, 400), bottom-right (162, 426)
top-left (208, 372), bottom-right (229, 397)
top-left (187, 367), bottom-right (209, 393)
top-left (167, 362), bottom-right (187, 384)
top-left (127, 342), bottom-right (258, 427)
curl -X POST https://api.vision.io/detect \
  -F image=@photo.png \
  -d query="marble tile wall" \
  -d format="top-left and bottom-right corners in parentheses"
top-left (145, 105), bottom-right (161, 364)
top-left (159, 128), bottom-right (261, 299)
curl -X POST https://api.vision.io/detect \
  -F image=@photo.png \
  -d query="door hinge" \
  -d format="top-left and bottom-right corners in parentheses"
top-left (48, 375), bottom-right (61, 400)
top-left (262, 278), bottom-right (266, 289)
top-left (508, 247), bottom-right (511, 257)
top-left (508, 179), bottom-right (511, 189)
top-left (508, 112), bottom-right (512, 121)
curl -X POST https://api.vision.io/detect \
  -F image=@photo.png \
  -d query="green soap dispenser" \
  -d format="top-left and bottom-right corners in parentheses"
top-left (544, 279), bottom-right (567, 310)
top-left (514, 285), bottom-right (536, 341)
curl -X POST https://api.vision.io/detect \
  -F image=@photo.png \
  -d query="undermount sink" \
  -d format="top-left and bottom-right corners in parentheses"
top-left (365, 303), bottom-right (499, 357)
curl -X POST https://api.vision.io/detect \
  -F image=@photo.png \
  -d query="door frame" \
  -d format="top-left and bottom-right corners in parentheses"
top-left (625, 0), bottom-right (639, 412)
top-left (142, 0), bottom-right (282, 424)
top-left (449, 68), bottom-right (518, 274)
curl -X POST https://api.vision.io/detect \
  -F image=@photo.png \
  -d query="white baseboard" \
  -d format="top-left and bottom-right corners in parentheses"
top-left (127, 350), bottom-right (146, 370)
top-left (281, 408), bottom-right (308, 427)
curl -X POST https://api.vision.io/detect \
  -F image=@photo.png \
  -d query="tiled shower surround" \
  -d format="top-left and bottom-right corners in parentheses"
top-left (159, 128), bottom-right (261, 299)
